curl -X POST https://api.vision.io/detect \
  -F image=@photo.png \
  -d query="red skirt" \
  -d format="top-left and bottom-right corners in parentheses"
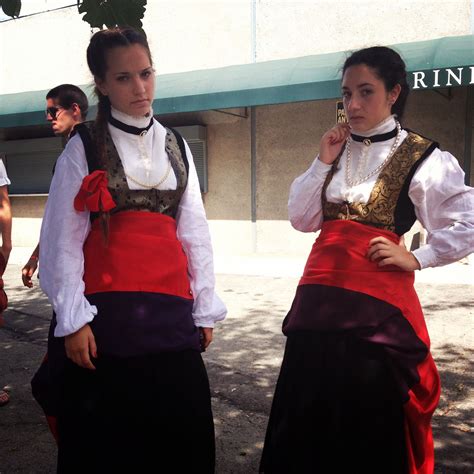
top-left (83, 211), bottom-right (198, 357)
top-left (281, 220), bottom-right (440, 474)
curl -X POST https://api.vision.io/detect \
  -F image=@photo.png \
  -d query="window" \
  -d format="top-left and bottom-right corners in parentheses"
top-left (0, 125), bottom-right (209, 195)
top-left (0, 137), bottom-right (63, 194)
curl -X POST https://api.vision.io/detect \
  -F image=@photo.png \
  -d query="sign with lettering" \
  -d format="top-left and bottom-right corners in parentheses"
top-left (336, 101), bottom-right (347, 123)
top-left (410, 66), bottom-right (474, 89)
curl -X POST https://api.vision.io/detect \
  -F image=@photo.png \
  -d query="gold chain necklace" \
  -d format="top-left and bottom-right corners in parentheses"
top-left (125, 159), bottom-right (172, 189)
top-left (345, 121), bottom-right (402, 188)
top-left (124, 130), bottom-right (172, 189)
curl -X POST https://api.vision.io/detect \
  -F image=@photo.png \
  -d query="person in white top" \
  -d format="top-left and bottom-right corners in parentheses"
top-left (29, 85), bottom-right (89, 443)
top-left (21, 84), bottom-right (89, 288)
top-left (260, 47), bottom-right (473, 474)
top-left (0, 160), bottom-right (11, 407)
top-left (37, 27), bottom-right (225, 473)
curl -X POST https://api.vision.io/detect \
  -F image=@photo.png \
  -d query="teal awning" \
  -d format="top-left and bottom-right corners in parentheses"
top-left (1, 34), bottom-right (473, 128)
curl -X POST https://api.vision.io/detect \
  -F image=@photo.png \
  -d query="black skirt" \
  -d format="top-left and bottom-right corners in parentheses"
top-left (56, 350), bottom-right (215, 474)
top-left (260, 332), bottom-right (408, 474)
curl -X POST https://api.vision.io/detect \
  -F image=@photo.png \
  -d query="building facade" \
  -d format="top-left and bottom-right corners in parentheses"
top-left (1, 0), bottom-right (473, 256)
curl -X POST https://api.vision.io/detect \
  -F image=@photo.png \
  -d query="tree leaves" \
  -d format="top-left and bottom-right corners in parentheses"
top-left (0, 0), bottom-right (147, 33)
top-left (77, 0), bottom-right (147, 32)
top-left (0, 0), bottom-right (21, 18)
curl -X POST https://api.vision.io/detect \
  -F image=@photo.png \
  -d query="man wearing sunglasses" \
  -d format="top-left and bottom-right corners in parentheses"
top-left (26, 84), bottom-right (89, 437)
top-left (45, 84), bottom-right (88, 138)
top-left (22, 84), bottom-right (89, 288)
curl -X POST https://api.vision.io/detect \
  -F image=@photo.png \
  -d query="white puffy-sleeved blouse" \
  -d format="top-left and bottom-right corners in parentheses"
top-left (288, 115), bottom-right (474, 269)
top-left (40, 108), bottom-right (227, 337)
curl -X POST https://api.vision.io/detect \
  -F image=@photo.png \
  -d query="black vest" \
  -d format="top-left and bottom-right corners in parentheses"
top-left (322, 131), bottom-right (438, 236)
top-left (73, 122), bottom-right (189, 220)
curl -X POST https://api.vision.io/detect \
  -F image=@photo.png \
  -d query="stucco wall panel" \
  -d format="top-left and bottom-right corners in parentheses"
top-left (11, 196), bottom-right (47, 218)
top-left (256, 100), bottom-right (334, 220)
top-left (204, 115), bottom-right (251, 220)
top-left (10, 196), bottom-right (47, 247)
top-left (0, 9), bottom-right (93, 95)
top-left (0, 1), bottom-right (252, 95)
top-left (256, 219), bottom-right (316, 254)
top-left (257, 0), bottom-right (471, 62)
top-left (145, 0), bottom-right (252, 74)
top-left (404, 88), bottom-right (467, 162)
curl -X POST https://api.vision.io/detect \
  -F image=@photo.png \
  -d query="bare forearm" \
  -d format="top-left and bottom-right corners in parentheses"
top-left (0, 189), bottom-right (12, 250)
top-left (22, 243), bottom-right (40, 288)
top-left (30, 243), bottom-right (40, 260)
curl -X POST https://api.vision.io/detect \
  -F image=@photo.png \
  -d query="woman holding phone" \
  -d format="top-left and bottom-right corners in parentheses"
top-left (260, 46), bottom-right (474, 474)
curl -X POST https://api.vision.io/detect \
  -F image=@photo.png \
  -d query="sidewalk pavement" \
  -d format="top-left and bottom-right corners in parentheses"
top-left (1, 252), bottom-right (473, 473)
top-left (9, 246), bottom-right (474, 284)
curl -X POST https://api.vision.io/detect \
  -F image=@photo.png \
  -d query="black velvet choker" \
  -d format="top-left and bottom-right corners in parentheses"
top-left (351, 127), bottom-right (398, 145)
top-left (108, 115), bottom-right (154, 135)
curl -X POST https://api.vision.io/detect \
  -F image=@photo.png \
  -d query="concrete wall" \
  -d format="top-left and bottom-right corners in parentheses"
top-left (2, 1), bottom-right (472, 258)
top-left (180, 87), bottom-right (469, 256)
top-left (256, 100), bottom-right (332, 221)
top-left (256, 0), bottom-right (471, 61)
top-left (144, 1), bottom-right (252, 74)
top-left (201, 112), bottom-right (252, 221)
top-left (192, 109), bottom-right (254, 255)
top-left (10, 196), bottom-right (46, 248)
top-left (404, 87), bottom-right (467, 161)
top-left (0, 8), bottom-right (93, 95)
top-left (0, 1), bottom-right (471, 94)
top-left (0, 1), bottom-right (253, 95)
top-left (7, 86), bottom-right (470, 256)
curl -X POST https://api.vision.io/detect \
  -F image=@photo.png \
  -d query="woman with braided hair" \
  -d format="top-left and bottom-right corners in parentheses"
top-left (260, 46), bottom-right (474, 473)
top-left (39, 27), bottom-right (225, 472)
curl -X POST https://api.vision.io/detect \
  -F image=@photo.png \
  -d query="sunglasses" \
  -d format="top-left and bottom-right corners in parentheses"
top-left (45, 106), bottom-right (65, 120)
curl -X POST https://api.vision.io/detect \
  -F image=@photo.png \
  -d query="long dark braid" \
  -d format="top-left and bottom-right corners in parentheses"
top-left (94, 91), bottom-right (112, 242)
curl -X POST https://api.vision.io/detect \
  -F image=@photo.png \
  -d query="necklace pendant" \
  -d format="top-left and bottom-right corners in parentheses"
top-left (345, 120), bottom-right (402, 189)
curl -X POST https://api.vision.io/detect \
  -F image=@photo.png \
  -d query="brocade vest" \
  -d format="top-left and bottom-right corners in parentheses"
top-left (322, 131), bottom-right (438, 236)
top-left (78, 122), bottom-right (188, 219)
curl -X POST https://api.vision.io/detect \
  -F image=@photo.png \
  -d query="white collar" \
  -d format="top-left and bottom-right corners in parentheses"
top-left (110, 106), bottom-right (154, 129)
top-left (353, 115), bottom-right (397, 137)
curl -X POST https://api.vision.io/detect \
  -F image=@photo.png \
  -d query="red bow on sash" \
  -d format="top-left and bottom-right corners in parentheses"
top-left (74, 170), bottom-right (116, 213)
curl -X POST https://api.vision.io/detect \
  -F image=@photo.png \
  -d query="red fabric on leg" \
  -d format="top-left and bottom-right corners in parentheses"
top-left (46, 415), bottom-right (59, 444)
top-left (292, 220), bottom-right (440, 474)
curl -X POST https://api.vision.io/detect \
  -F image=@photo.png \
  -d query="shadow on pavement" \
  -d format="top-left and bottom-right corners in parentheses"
top-left (0, 269), bottom-right (472, 473)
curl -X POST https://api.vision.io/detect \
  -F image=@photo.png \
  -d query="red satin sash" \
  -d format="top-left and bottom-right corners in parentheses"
top-left (83, 211), bottom-right (193, 300)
